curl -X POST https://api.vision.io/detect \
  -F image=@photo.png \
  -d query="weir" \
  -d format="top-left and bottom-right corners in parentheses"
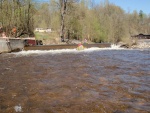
top-left (0, 37), bottom-right (111, 53)
top-left (24, 43), bottom-right (111, 50)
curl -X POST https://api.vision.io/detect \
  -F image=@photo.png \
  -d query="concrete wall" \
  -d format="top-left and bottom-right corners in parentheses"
top-left (0, 38), bottom-right (11, 53)
top-left (0, 38), bottom-right (25, 53)
top-left (9, 39), bottom-right (24, 51)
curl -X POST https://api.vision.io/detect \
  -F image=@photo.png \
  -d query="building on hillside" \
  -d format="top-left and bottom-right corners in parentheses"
top-left (131, 34), bottom-right (150, 39)
top-left (35, 28), bottom-right (52, 33)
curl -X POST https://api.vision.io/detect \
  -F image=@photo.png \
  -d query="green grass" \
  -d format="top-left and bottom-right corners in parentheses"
top-left (34, 32), bottom-right (59, 40)
top-left (34, 32), bottom-right (61, 45)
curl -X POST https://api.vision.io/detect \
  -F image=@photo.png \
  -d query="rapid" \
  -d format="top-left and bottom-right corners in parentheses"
top-left (0, 46), bottom-right (150, 113)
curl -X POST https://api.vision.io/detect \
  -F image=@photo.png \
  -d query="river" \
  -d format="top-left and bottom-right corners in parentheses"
top-left (0, 47), bottom-right (150, 113)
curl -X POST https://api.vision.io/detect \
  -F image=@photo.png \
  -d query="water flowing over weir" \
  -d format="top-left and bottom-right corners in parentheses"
top-left (0, 47), bottom-right (150, 113)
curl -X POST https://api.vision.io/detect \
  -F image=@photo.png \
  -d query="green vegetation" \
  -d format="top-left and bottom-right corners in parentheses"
top-left (34, 32), bottom-right (60, 44)
top-left (0, 0), bottom-right (150, 44)
top-left (35, 32), bottom-right (52, 40)
top-left (0, 0), bottom-right (35, 37)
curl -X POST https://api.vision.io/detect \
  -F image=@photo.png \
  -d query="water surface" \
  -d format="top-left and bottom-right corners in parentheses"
top-left (0, 48), bottom-right (149, 113)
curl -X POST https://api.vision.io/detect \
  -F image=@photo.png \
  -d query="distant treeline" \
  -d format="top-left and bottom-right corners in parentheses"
top-left (0, 0), bottom-right (150, 43)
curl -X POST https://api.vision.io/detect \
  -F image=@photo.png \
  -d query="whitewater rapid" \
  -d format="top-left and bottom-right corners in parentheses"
top-left (11, 44), bottom-right (125, 56)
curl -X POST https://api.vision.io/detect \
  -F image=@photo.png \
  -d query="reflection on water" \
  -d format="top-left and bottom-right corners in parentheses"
top-left (0, 48), bottom-right (150, 113)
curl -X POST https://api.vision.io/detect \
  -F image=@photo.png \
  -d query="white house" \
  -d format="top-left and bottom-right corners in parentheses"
top-left (35, 28), bottom-right (52, 33)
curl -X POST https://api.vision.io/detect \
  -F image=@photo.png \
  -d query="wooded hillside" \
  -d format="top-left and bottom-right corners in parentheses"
top-left (0, 0), bottom-right (150, 43)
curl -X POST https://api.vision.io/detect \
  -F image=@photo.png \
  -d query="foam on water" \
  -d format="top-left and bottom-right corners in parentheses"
top-left (12, 44), bottom-right (124, 56)
top-left (110, 44), bottom-right (122, 49)
top-left (14, 105), bottom-right (22, 112)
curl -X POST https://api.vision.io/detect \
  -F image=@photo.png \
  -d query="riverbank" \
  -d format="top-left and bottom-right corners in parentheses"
top-left (131, 39), bottom-right (150, 49)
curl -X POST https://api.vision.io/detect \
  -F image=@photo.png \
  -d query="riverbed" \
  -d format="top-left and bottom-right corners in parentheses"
top-left (0, 47), bottom-right (149, 113)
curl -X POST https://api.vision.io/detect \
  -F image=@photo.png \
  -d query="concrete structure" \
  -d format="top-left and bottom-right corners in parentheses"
top-left (0, 38), bottom-right (11, 53)
top-left (0, 38), bottom-right (24, 53)
top-left (1, 37), bottom-right (110, 53)
top-left (24, 43), bottom-right (111, 51)
top-left (9, 38), bottom-right (24, 51)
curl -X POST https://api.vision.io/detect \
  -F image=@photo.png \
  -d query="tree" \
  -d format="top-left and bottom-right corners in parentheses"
top-left (51, 0), bottom-right (79, 42)
top-left (0, 0), bottom-right (36, 37)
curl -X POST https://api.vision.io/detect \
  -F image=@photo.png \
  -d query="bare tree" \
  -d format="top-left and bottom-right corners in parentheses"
top-left (0, 0), bottom-right (35, 37)
top-left (52, 0), bottom-right (79, 42)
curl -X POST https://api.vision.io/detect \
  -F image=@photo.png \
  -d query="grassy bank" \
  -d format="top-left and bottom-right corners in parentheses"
top-left (34, 32), bottom-right (60, 45)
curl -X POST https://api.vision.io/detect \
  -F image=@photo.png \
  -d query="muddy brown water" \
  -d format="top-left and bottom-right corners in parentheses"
top-left (0, 48), bottom-right (150, 113)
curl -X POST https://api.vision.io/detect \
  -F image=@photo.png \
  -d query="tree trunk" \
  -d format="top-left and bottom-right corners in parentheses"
top-left (60, 0), bottom-right (67, 42)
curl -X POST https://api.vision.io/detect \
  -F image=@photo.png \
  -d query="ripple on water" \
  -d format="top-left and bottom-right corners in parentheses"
top-left (0, 49), bottom-right (149, 113)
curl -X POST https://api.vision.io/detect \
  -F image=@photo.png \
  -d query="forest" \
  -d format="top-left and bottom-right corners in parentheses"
top-left (0, 0), bottom-right (150, 44)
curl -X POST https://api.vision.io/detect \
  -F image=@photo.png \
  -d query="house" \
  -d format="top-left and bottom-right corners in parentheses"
top-left (131, 34), bottom-right (150, 39)
top-left (35, 28), bottom-right (52, 33)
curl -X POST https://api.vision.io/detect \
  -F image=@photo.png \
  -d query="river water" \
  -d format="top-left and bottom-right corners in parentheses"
top-left (0, 47), bottom-right (150, 113)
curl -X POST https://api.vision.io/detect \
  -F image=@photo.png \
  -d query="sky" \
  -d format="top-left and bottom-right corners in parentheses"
top-left (36, 0), bottom-right (150, 15)
top-left (94, 0), bottom-right (150, 14)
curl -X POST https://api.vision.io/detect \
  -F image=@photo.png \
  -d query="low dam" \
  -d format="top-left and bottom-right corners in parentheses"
top-left (24, 43), bottom-right (111, 51)
top-left (0, 37), bottom-right (111, 53)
